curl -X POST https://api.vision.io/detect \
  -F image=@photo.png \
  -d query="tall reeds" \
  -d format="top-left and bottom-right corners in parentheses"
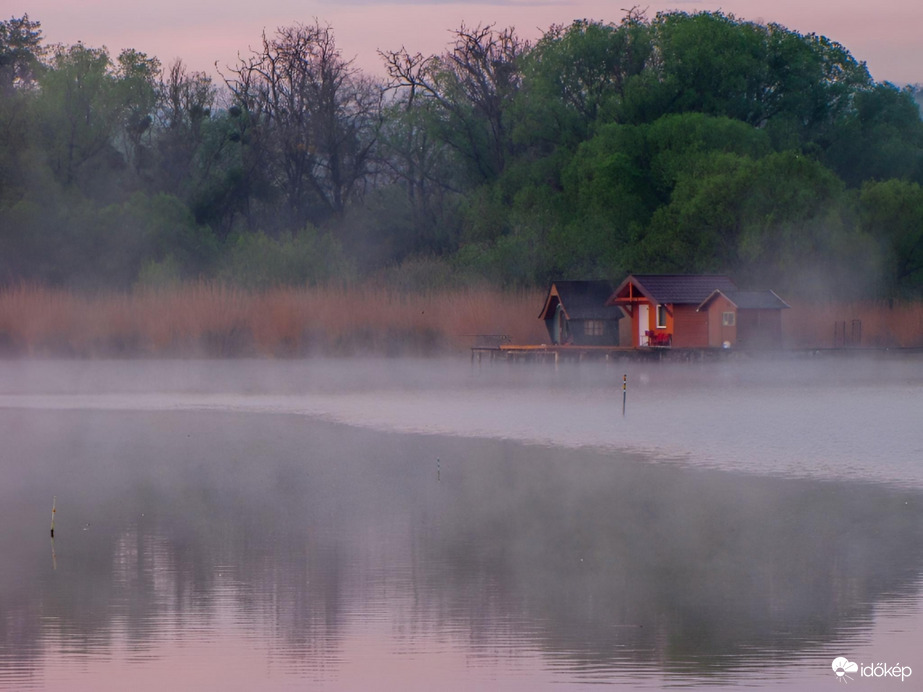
top-left (1, 284), bottom-right (920, 357)
top-left (0, 283), bottom-right (548, 357)
top-left (783, 300), bottom-right (923, 349)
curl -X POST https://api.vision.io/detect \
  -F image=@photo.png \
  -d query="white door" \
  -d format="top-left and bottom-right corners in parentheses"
top-left (638, 304), bottom-right (649, 346)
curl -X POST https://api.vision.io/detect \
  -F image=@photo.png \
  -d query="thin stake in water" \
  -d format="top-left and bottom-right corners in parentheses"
top-left (437, 458), bottom-right (441, 482)
top-left (622, 374), bottom-right (627, 417)
top-left (50, 496), bottom-right (56, 538)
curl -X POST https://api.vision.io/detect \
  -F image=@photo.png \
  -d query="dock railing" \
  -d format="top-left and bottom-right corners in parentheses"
top-left (468, 334), bottom-right (512, 349)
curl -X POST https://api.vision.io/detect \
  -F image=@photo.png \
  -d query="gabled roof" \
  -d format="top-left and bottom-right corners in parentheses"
top-left (538, 280), bottom-right (624, 320)
top-left (698, 289), bottom-right (791, 311)
top-left (609, 274), bottom-right (739, 306)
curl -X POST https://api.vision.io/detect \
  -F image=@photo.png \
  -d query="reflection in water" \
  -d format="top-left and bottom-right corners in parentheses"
top-left (1, 401), bottom-right (921, 690)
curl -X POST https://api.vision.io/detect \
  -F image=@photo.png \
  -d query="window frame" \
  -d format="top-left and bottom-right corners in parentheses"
top-left (655, 304), bottom-right (668, 329)
top-left (584, 319), bottom-right (605, 337)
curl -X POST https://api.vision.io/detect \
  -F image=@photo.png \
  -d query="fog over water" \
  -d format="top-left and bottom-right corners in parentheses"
top-left (1, 355), bottom-right (921, 690)
top-left (1, 355), bottom-right (920, 487)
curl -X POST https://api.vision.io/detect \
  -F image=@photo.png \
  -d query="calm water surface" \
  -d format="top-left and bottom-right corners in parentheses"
top-left (1, 356), bottom-right (921, 690)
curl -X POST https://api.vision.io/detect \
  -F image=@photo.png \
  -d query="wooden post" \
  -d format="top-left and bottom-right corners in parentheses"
top-left (622, 374), bottom-right (627, 417)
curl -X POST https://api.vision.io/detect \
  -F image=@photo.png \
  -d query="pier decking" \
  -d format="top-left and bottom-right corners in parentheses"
top-left (471, 343), bottom-right (679, 364)
top-left (467, 333), bottom-right (745, 364)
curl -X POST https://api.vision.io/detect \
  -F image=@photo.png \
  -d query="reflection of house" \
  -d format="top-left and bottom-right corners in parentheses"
top-left (606, 274), bottom-right (739, 348)
top-left (698, 290), bottom-right (791, 349)
top-left (538, 281), bottom-right (624, 345)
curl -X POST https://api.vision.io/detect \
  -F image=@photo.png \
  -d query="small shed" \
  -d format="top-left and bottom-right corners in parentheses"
top-left (538, 281), bottom-right (624, 346)
top-left (606, 274), bottom-right (739, 348)
top-left (698, 290), bottom-right (791, 349)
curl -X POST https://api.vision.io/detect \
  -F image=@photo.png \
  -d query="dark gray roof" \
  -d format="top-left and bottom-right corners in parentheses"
top-left (626, 275), bottom-right (739, 305)
top-left (700, 289), bottom-right (791, 310)
top-left (539, 280), bottom-right (623, 320)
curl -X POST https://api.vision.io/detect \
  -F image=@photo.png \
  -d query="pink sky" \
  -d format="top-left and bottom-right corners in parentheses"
top-left (16, 0), bottom-right (923, 86)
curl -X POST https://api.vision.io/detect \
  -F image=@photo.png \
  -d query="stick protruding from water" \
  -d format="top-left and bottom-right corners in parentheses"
top-left (50, 496), bottom-right (56, 538)
top-left (622, 374), bottom-right (627, 417)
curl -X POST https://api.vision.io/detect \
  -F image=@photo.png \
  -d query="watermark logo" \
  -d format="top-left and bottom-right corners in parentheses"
top-left (831, 657), bottom-right (912, 683)
top-left (832, 657), bottom-right (859, 683)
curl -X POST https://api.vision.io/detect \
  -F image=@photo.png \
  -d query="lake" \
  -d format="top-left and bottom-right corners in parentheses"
top-left (0, 355), bottom-right (921, 690)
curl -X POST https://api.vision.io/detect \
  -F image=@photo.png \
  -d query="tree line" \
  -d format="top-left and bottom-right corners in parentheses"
top-left (1, 11), bottom-right (921, 296)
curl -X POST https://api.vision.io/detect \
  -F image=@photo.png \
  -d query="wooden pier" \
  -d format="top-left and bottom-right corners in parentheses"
top-left (468, 334), bottom-right (744, 365)
top-left (471, 342), bottom-right (674, 365)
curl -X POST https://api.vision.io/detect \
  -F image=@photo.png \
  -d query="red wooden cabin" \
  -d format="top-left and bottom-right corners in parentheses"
top-left (697, 289), bottom-right (791, 349)
top-left (606, 275), bottom-right (739, 348)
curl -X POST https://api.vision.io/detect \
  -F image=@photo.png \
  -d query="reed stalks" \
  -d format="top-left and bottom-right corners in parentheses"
top-left (784, 300), bottom-right (923, 349)
top-left (0, 283), bottom-right (548, 357)
top-left (0, 284), bottom-right (920, 357)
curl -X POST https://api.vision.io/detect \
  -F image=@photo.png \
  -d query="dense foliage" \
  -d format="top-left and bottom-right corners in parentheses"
top-left (1, 12), bottom-right (922, 296)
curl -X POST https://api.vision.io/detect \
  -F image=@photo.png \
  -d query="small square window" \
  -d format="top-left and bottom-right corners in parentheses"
top-left (722, 311), bottom-right (736, 326)
top-left (584, 320), bottom-right (604, 336)
top-left (656, 305), bottom-right (667, 329)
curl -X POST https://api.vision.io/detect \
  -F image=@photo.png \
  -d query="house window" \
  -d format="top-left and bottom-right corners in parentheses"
top-left (656, 305), bottom-right (667, 329)
top-left (722, 311), bottom-right (736, 326)
top-left (584, 320), bottom-right (604, 336)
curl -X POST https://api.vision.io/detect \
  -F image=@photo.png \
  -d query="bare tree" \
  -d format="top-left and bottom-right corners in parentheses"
top-left (155, 59), bottom-right (216, 193)
top-left (223, 21), bottom-right (382, 232)
top-left (375, 51), bottom-right (459, 251)
top-left (381, 24), bottom-right (527, 184)
top-left (159, 59), bottom-right (215, 132)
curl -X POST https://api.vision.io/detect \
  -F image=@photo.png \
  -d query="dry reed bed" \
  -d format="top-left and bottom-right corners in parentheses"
top-left (784, 300), bottom-right (923, 349)
top-left (0, 284), bottom-right (548, 357)
top-left (0, 285), bottom-right (920, 357)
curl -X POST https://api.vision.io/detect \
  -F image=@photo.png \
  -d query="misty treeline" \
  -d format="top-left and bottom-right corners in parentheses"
top-left (1, 11), bottom-right (922, 296)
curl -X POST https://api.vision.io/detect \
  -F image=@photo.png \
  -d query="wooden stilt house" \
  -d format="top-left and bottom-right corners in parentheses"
top-left (697, 289), bottom-right (791, 349)
top-left (538, 281), bottom-right (624, 346)
top-left (606, 275), bottom-right (739, 348)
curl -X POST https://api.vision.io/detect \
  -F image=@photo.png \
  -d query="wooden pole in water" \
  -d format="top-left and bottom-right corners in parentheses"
top-left (50, 496), bottom-right (56, 538)
top-left (622, 374), bottom-right (627, 417)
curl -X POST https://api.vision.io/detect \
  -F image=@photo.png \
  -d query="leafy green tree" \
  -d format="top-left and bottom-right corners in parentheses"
top-left (823, 83), bottom-right (923, 186)
top-left (36, 44), bottom-right (114, 186)
top-left (0, 14), bottom-right (44, 93)
top-left (184, 105), bottom-right (274, 240)
top-left (0, 191), bottom-right (60, 283)
top-left (530, 114), bottom-right (769, 278)
top-left (647, 12), bottom-right (772, 124)
top-left (217, 226), bottom-right (354, 288)
top-left (516, 14), bottom-right (652, 146)
top-left (859, 180), bottom-right (923, 295)
top-left (35, 43), bottom-right (159, 193)
top-left (553, 122), bottom-right (651, 276)
top-left (635, 12), bottom-right (872, 150)
top-left (643, 113), bottom-right (771, 195)
top-left (0, 16), bottom-right (44, 207)
top-left (113, 48), bottom-right (161, 175)
top-left (639, 150), bottom-right (876, 293)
